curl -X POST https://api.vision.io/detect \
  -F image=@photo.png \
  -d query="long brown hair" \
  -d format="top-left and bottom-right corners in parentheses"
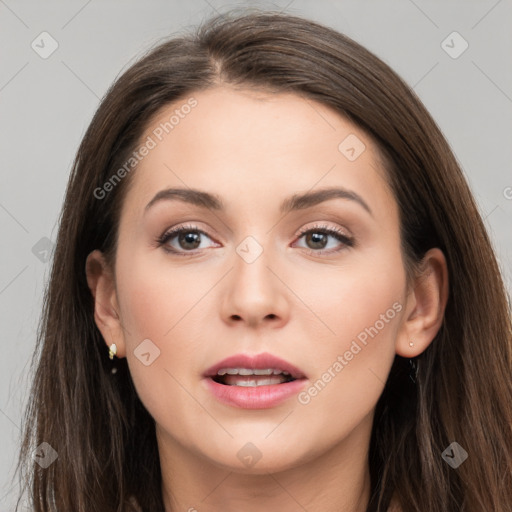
top-left (15, 8), bottom-right (512, 511)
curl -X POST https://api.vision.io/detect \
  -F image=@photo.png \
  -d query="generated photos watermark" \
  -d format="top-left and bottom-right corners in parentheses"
top-left (93, 97), bottom-right (198, 200)
top-left (298, 301), bottom-right (403, 405)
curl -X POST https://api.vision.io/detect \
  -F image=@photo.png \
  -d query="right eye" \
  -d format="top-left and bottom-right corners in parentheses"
top-left (156, 224), bottom-right (219, 255)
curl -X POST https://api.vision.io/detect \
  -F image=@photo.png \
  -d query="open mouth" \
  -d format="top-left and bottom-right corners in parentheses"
top-left (203, 354), bottom-right (307, 408)
top-left (211, 368), bottom-right (297, 387)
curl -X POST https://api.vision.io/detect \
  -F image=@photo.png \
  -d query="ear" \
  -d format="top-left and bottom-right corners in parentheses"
top-left (396, 248), bottom-right (449, 357)
top-left (85, 249), bottom-right (126, 358)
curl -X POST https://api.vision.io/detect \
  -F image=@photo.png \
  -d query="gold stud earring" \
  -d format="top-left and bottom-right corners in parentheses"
top-left (109, 343), bottom-right (117, 360)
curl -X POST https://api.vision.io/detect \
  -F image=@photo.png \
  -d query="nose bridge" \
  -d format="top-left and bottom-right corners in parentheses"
top-left (221, 232), bottom-right (288, 326)
top-left (234, 233), bottom-right (275, 293)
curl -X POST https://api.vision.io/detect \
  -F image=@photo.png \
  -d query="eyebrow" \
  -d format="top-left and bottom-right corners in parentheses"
top-left (144, 186), bottom-right (373, 217)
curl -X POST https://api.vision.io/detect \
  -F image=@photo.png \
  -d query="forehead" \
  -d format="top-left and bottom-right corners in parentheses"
top-left (120, 86), bottom-right (393, 219)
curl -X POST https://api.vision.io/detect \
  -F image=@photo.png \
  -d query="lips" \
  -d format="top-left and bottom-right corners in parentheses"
top-left (203, 352), bottom-right (307, 409)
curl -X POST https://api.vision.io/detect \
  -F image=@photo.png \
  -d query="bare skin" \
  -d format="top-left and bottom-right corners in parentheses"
top-left (86, 86), bottom-right (448, 512)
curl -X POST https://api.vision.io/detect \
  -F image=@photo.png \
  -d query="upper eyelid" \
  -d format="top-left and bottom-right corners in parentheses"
top-left (296, 223), bottom-right (350, 236)
top-left (161, 222), bottom-right (348, 237)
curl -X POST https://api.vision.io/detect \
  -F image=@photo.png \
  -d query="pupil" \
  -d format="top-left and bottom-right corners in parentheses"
top-left (307, 232), bottom-right (327, 249)
top-left (179, 232), bottom-right (201, 249)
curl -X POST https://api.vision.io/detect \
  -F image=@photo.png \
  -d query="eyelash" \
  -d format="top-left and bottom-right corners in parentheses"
top-left (155, 223), bottom-right (355, 256)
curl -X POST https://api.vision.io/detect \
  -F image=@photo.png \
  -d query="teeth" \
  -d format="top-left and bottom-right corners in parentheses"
top-left (217, 368), bottom-right (291, 376)
top-left (239, 368), bottom-right (265, 375)
top-left (225, 375), bottom-right (288, 387)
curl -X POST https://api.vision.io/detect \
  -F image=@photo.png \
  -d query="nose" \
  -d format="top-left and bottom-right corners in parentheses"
top-left (220, 242), bottom-right (290, 329)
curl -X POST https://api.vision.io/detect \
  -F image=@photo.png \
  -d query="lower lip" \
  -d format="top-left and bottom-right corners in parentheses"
top-left (204, 377), bottom-right (307, 409)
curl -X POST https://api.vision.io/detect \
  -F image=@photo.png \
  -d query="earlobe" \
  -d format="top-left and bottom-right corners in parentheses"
top-left (396, 248), bottom-right (449, 358)
top-left (85, 249), bottom-right (125, 358)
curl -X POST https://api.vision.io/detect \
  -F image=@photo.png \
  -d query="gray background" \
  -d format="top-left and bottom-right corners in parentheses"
top-left (1, 0), bottom-right (511, 509)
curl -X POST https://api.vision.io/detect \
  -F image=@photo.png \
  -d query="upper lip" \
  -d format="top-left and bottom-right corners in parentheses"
top-left (203, 352), bottom-right (307, 379)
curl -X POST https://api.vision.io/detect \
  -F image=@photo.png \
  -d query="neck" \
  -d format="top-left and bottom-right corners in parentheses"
top-left (158, 412), bottom-right (374, 512)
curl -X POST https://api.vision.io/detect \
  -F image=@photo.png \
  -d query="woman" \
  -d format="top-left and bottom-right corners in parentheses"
top-left (15, 9), bottom-right (512, 512)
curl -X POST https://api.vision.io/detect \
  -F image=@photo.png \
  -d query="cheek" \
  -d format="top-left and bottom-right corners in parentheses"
top-left (296, 261), bottom-right (404, 435)
top-left (114, 248), bottom-right (220, 403)
top-left (115, 257), bottom-right (211, 434)
top-left (304, 275), bottom-right (401, 383)
top-left (295, 244), bottom-right (403, 365)
top-left (116, 249), bottom-right (206, 341)
top-left (294, 251), bottom-right (404, 349)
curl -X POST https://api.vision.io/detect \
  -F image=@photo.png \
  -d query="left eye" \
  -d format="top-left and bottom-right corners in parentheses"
top-left (294, 227), bottom-right (353, 252)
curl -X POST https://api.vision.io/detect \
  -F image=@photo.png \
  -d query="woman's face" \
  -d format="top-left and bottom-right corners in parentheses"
top-left (104, 86), bottom-right (412, 472)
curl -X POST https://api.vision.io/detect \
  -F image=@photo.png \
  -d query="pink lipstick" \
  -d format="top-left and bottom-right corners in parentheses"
top-left (203, 352), bottom-right (307, 409)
